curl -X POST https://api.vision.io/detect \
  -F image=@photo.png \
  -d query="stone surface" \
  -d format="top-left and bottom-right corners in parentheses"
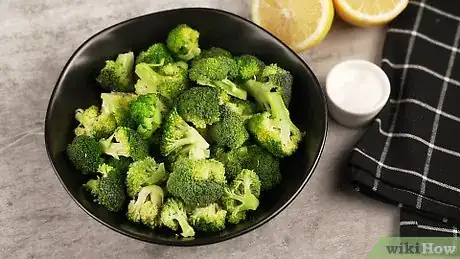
top-left (0, 1), bottom-right (397, 258)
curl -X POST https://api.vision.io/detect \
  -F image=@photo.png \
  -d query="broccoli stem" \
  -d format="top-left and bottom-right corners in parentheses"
top-left (135, 64), bottom-right (160, 92)
top-left (214, 79), bottom-right (247, 100)
top-left (268, 93), bottom-right (300, 145)
top-left (147, 163), bottom-right (166, 185)
top-left (84, 179), bottom-right (99, 193)
top-left (175, 215), bottom-right (195, 237)
top-left (117, 52), bottom-right (135, 73)
top-left (225, 190), bottom-right (259, 211)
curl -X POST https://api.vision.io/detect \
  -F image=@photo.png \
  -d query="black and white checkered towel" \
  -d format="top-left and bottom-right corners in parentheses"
top-left (347, 0), bottom-right (460, 237)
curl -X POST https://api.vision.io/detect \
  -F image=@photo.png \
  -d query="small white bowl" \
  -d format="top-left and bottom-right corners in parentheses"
top-left (325, 59), bottom-right (391, 128)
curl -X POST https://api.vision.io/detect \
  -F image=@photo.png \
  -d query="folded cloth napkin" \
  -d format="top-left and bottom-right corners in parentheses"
top-left (347, 0), bottom-right (460, 237)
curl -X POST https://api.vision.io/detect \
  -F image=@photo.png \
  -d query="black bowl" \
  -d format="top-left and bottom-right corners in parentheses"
top-left (44, 7), bottom-right (328, 246)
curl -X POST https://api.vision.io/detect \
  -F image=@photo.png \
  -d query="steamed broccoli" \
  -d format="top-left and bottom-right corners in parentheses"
top-left (260, 64), bottom-right (293, 106)
top-left (213, 145), bottom-right (281, 191)
top-left (101, 92), bottom-right (137, 128)
top-left (127, 184), bottom-right (164, 228)
top-left (83, 163), bottom-right (127, 212)
top-left (209, 106), bottom-right (249, 149)
top-left (99, 127), bottom-right (149, 161)
top-left (129, 93), bottom-right (165, 139)
top-left (74, 105), bottom-right (117, 139)
top-left (136, 43), bottom-right (173, 66)
top-left (224, 97), bottom-right (261, 121)
top-left (160, 197), bottom-right (195, 237)
top-left (160, 108), bottom-right (210, 161)
top-left (176, 87), bottom-right (221, 128)
top-left (67, 135), bottom-right (103, 174)
top-left (244, 80), bottom-right (302, 157)
top-left (166, 24), bottom-right (201, 61)
top-left (235, 55), bottom-right (265, 81)
top-left (189, 203), bottom-right (227, 232)
top-left (126, 156), bottom-right (167, 198)
top-left (222, 169), bottom-right (260, 224)
top-left (192, 47), bottom-right (232, 65)
top-left (166, 158), bottom-right (226, 206)
top-left (106, 156), bottom-right (132, 176)
top-left (134, 62), bottom-right (189, 101)
top-left (96, 52), bottom-right (135, 92)
top-left (188, 56), bottom-right (247, 100)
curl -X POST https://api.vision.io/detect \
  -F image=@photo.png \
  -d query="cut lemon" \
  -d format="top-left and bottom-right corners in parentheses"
top-left (333, 0), bottom-right (409, 27)
top-left (252, 0), bottom-right (334, 52)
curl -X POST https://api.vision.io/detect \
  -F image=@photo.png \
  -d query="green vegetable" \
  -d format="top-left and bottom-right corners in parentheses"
top-left (129, 93), bottom-right (165, 139)
top-left (67, 135), bottom-right (103, 174)
top-left (160, 197), bottom-right (195, 237)
top-left (176, 87), bottom-right (221, 128)
top-left (166, 158), bottom-right (226, 206)
top-left (136, 43), bottom-right (173, 65)
top-left (83, 163), bottom-right (127, 212)
top-left (99, 127), bottom-right (149, 161)
top-left (74, 105), bottom-right (117, 139)
top-left (222, 169), bottom-right (260, 224)
top-left (166, 24), bottom-right (201, 61)
top-left (259, 64), bottom-right (293, 106)
top-left (244, 79), bottom-right (302, 157)
top-left (235, 55), bottom-right (265, 81)
top-left (188, 56), bottom-right (247, 100)
top-left (100, 92), bottom-right (137, 128)
top-left (134, 62), bottom-right (189, 101)
top-left (127, 184), bottom-right (164, 228)
top-left (209, 106), bottom-right (249, 149)
top-left (96, 52), bottom-right (135, 92)
top-left (126, 156), bottom-right (166, 198)
top-left (189, 203), bottom-right (227, 232)
top-left (160, 108), bottom-right (210, 162)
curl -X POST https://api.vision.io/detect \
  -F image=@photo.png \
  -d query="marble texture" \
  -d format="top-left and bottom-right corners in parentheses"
top-left (0, 1), bottom-right (397, 258)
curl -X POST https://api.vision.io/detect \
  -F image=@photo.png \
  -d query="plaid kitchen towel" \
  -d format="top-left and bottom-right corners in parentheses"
top-left (347, 0), bottom-right (460, 237)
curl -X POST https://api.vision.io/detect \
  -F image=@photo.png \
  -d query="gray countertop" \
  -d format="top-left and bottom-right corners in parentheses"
top-left (0, 1), bottom-right (399, 258)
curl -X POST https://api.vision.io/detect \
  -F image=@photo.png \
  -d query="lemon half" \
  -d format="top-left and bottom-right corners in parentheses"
top-left (252, 0), bottom-right (335, 52)
top-left (333, 0), bottom-right (409, 27)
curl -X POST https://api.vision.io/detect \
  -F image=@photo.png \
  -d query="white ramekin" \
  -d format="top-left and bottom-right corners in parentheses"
top-left (325, 59), bottom-right (391, 128)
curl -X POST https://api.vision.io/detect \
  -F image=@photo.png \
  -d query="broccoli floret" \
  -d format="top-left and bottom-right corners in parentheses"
top-left (127, 184), bottom-right (164, 228)
top-left (244, 80), bottom-right (302, 157)
top-left (160, 108), bottom-right (210, 161)
top-left (74, 105), bottom-right (117, 139)
top-left (136, 43), bottom-right (174, 66)
top-left (188, 56), bottom-right (247, 100)
top-left (166, 158), bottom-right (226, 206)
top-left (106, 156), bottom-right (132, 176)
top-left (67, 135), bottom-right (103, 174)
top-left (126, 156), bottom-right (166, 198)
top-left (235, 55), bottom-right (265, 81)
top-left (209, 106), bottom-right (249, 149)
top-left (100, 92), bottom-right (137, 128)
top-left (214, 145), bottom-right (281, 191)
top-left (222, 169), bottom-right (260, 224)
top-left (83, 163), bottom-right (127, 212)
top-left (134, 62), bottom-right (189, 101)
top-left (166, 24), bottom-right (201, 61)
top-left (96, 52), bottom-right (135, 92)
top-left (224, 97), bottom-right (261, 121)
top-left (160, 197), bottom-right (195, 237)
top-left (260, 64), bottom-right (293, 106)
top-left (189, 203), bottom-right (227, 232)
top-left (99, 127), bottom-right (149, 161)
top-left (201, 47), bottom-right (231, 58)
top-left (176, 87), bottom-right (221, 129)
top-left (129, 93), bottom-right (165, 139)
top-left (192, 47), bottom-right (232, 65)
